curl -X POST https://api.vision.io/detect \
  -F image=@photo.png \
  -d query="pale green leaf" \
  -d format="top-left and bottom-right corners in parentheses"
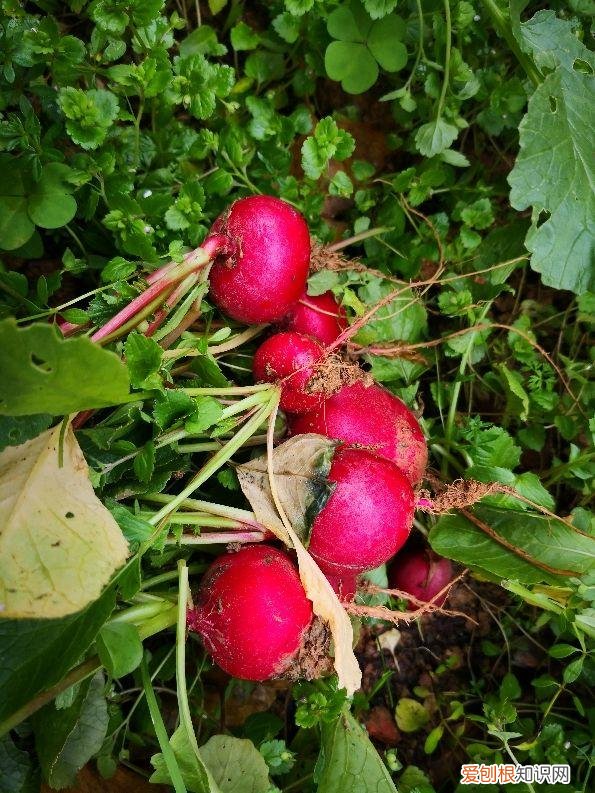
top-left (415, 119), bottom-right (459, 158)
top-left (315, 709), bottom-right (397, 792)
top-left (199, 736), bottom-right (271, 792)
top-left (0, 424), bottom-right (129, 618)
top-left (395, 699), bottom-right (430, 733)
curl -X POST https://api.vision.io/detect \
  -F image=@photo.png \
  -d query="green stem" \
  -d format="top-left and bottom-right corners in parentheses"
top-left (176, 562), bottom-right (200, 757)
top-left (443, 304), bottom-right (492, 473)
top-left (148, 393), bottom-right (278, 525)
top-left (0, 657), bottom-right (101, 737)
top-left (436, 0), bottom-right (452, 120)
top-left (181, 383), bottom-right (273, 396)
top-left (141, 564), bottom-right (208, 590)
top-left (478, 0), bottom-right (541, 86)
top-left (141, 656), bottom-right (187, 793)
top-left (0, 603), bottom-right (177, 737)
top-left (142, 493), bottom-right (258, 524)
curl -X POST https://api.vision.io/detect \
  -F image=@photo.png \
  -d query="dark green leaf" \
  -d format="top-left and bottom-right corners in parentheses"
top-left (0, 414), bottom-right (52, 452)
top-left (33, 672), bottom-right (108, 789)
top-left (0, 583), bottom-right (115, 724)
top-left (0, 320), bottom-right (130, 415)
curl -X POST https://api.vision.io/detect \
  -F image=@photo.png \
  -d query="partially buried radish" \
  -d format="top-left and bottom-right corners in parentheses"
top-left (288, 381), bottom-right (427, 485)
top-left (187, 545), bottom-right (312, 681)
top-left (283, 290), bottom-right (348, 346)
top-left (253, 331), bottom-right (325, 414)
top-left (308, 447), bottom-right (415, 595)
top-left (389, 548), bottom-right (454, 609)
top-left (207, 196), bottom-right (310, 324)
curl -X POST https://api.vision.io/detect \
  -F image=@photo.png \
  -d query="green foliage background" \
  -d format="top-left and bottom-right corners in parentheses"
top-left (0, 0), bottom-right (593, 791)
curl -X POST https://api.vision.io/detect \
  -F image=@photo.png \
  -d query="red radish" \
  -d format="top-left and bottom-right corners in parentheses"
top-left (207, 196), bottom-right (310, 324)
top-left (389, 549), bottom-right (454, 608)
top-left (253, 331), bottom-right (325, 414)
top-left (187, 545), bottom-right (312, 681)
top-left (308, 447), bottom-right (415, 583)
top-left (288, 381), bottom-right (427, 485)
top-left (283, 290), bottom-right (348, 346)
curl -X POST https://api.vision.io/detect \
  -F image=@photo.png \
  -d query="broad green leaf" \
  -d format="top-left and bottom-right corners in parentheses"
top-left (0, 733), bottom-right (39, 792)
top-left (0, 584), bottom-right (115, 724)
top-left (327, 5), bottom-right (364, 41)
top-left (97, 622), bottom-right (143, 678)
top-left (325, 41), bottom-right (378, 94)
top-left (27, 164), bottom-right (77, 229)
top-left (0, 414), bottom-right (52, 452)
top-left (509, 67), bottom-right (594, 293)
top-left (367, 16), bottom-right (406, 72)
top-left (354, 280), bottom-right (427, 345)
top-left (395, 698), bottom-right (430, 733)
top-left (511, 3), bottom-right (592, 73)
top-left (199, 736), bottom-right (271, 792)
top-left (0, 320), bottom-right (130, 415)
top-left (315, 709), bottom-right (397, 792)
top-left (150, 724), bottom-right (219, 793)
top-left (508, 9), bottom-right (595, 294)
top-left (415, 119), bottom-right (459, 158)
top-left (430, 505), bottom-right (595, 584)
top-left (33, 672), bottom-right (108, 789)
top-left (0, 424), bottom-right (128, 618)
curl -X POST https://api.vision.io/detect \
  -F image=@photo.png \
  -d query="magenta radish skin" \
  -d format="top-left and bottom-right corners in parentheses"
top-left (389, 550), bottom-right (454, 608)
top-left (283, 291), bottom-right (348, 346)
top-left (287, 381), bottom-right (427, 485)
top-left (308, 447), bottom-right (415, 580)
top-left (187, 545), bottom-right (312, 681)
top-left (253, 331), bottom-right (325, 414)
top-left (206, 196), bottom-right (310, 324)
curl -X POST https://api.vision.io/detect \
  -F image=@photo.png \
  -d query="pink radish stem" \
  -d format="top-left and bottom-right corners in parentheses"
top-left (91, 248), bottom-right (211, 342)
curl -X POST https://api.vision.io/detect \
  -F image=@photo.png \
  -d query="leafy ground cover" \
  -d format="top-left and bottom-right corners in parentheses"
top-left (0, 1), bottom-right (593, 792)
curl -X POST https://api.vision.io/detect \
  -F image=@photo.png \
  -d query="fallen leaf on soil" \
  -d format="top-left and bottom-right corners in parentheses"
top-left (0, 423), bottom-right (128, 618)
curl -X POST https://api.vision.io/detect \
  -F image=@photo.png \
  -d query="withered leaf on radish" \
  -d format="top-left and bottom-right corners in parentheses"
top-left (237, 434), bottom-right (362, 696)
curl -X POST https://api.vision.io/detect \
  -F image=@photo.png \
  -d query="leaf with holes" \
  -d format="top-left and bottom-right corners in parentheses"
top-left (0, 319), bottom-right (130, 416)
top-left (0, 423), bottom-right (129, 618)
top-left (508, 7), bottom-right (595, 294)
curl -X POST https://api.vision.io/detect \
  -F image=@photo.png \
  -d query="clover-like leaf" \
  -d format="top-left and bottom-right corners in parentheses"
top-left (0, 157), bottom-right (77, 250)
top-left (325, 41), bottom-right (378, 94)
top-left (325, 1), bottom-right (407, 94)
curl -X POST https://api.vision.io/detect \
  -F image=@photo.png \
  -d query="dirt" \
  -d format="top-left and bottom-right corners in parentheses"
top-left (306, 353), bottom-right (372, 397)
top-left (354, 579), bottom-right (524, 786)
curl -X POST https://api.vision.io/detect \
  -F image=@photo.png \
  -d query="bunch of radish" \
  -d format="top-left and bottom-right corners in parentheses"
top-left (182, 196), bottom-right (454, 681)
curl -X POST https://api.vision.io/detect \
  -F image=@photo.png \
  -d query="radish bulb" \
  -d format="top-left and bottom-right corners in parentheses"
top-left (253, 331), bottom-right (325, 414)
top-left (283, 290), bottom-right (348, 346)
top-left (187, 545), bottom-right (313, 681)
top-left (207, 196), bottom-right (310, 324)
top-left (389, 549), bottom-right (454, 609)
top-left (308, 447), bottom-right (415, 593)
top-left (288, 381), bottom-right (427, 485)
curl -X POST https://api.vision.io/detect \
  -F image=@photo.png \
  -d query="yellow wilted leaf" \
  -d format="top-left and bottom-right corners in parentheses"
top-left (237, 434), bottom-right (362, 696)
top-left (0, 424), bottom-right (129, 619)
